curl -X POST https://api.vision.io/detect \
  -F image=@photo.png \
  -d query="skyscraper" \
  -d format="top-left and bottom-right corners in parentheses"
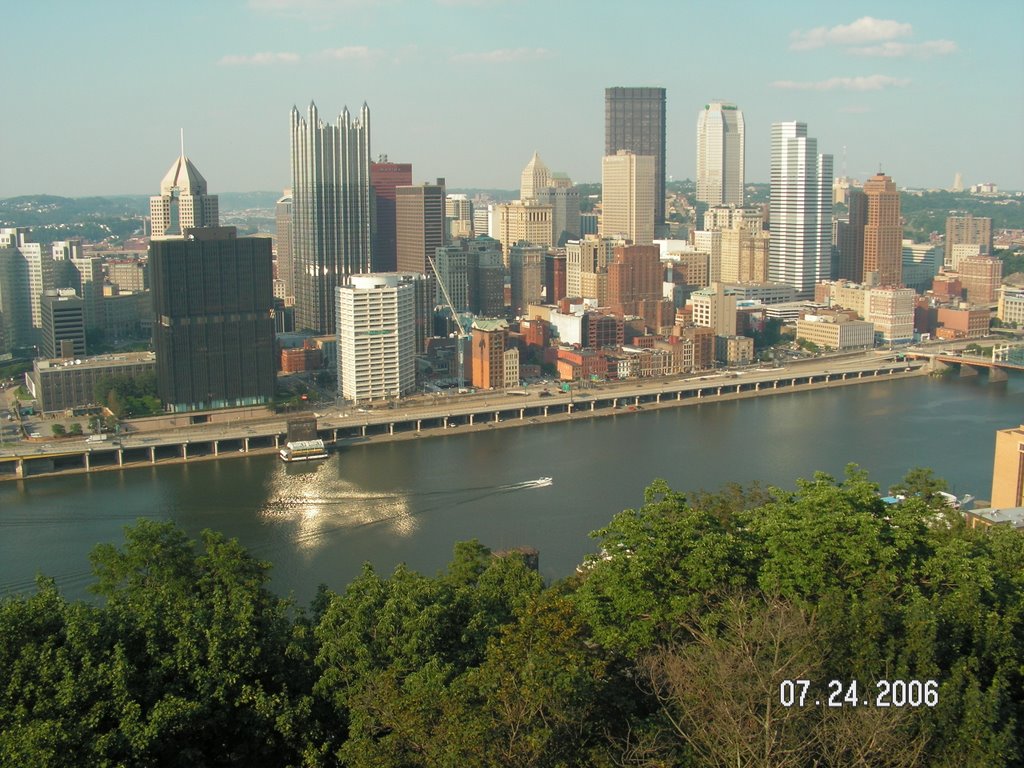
top-left (601, 151), bottom-right (655, 246)
top-left (336, 273), bottom-right (416, 403)
top-left (274, 191), bottom-right (293, 298)
top-left (769, 122), bottom-right (833, 298)
top-left (370, 159), bottom-right (413, 272)
top-left (696, 101), bottom-right (745, 206)
top-left (290, 101), bottom-right (373, 334)
top-left (150, 150), bottom-right (219, 238)
top-left (520, 152), bottom-right (551, 202)
top-left (151, 228), bottom-right (276, 412)
top-left (862, 172), bottom-right (902, 287)
top-left (396, 179), bottom-right (446, 276)
top-left (605, 87), bottom-right (666, 227)
top-left (836, 188), bottom-right (867, 283)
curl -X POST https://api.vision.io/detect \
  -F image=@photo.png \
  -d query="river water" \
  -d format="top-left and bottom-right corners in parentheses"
top-left (1, 374), bottom-right (1019, 603)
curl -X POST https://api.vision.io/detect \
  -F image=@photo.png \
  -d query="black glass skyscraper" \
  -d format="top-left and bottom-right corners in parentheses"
top-left (605, 87), bottom-right (667, 227)
top-left (151, 228), bottom-right (276, 413)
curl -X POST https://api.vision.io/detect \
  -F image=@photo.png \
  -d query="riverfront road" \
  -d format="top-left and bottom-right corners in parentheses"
top-left (0, 354), bottom-right (936, 482)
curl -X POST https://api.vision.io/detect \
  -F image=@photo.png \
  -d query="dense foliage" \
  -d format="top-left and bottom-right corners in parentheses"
top-left (2, 467), bottom-right (1022, 766)
top-left (92, 372), bottom-right (161, 418)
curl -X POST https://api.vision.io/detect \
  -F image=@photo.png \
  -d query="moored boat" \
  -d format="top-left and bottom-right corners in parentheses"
top-left (279, 439), bottom-right (328, 462)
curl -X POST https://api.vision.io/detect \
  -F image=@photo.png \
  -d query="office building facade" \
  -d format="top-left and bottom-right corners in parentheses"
top-left (862, 172), bottom-right (902, 287)
top-left (40, 289), bottom-right (86, 359)
top-left (396, 180), bottom-right (446, 276)
top-left (601, 151), bottom-right (655, 246)
top-left (370, 159), bottom-right (413, 272)
top-left (605, 86), bottom-right (666, 225)
top-left (336, 273), bottom-right (416, 402)
top-left (290, 101), bottom-right (373, 334)
top-left (696, 101), bottom-right (745, 206)
top-left (769, 122), bottom-right (833, 298)
top-left (151, 228), bottom-right (276, 412)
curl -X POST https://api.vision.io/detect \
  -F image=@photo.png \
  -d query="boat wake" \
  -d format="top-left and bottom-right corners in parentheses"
top-left (499, 477), bottom-right (553, 490)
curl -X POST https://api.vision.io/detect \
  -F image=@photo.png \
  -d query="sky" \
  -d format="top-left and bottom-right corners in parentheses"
top-left (3, 0), bottom-right (1023, 197)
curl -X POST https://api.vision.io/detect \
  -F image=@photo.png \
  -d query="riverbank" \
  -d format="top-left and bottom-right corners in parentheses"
top-left (0, 362), bottom-right (928, 483)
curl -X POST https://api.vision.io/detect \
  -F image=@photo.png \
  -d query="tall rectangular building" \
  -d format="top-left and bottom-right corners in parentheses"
top-left (151, 228), bottom-right (276, 412)
top-left (862, 172), bottom-right (902, 287)
top-left (290, 101), bottom-right (373, 334)
top-left (336, 273), bottom-right (416, 402)
top-left (836, 188), bottom-right (867, 283)
top-left (606, 86), bottom-right (666, 226)
top-left (40, 289), bottom-right (86, 359)
top-left (601, 151), bottom-right (655, 246)
top-left (945, 214), bottom-right (992, 263)
top-left (769, 122), bottom-right (833, 299)
top-left (509, 242), bottom-right (544, 317)
top-left (371, 160), bottom-right (413, 272)
top-left (274, 191), bottom-right (294, 298)
top-left (465, 236), bottom-right (505, 317)
top-left (396, 179), bottom-right (446, 276)
top-left (696, 101), bottom-right (745, 206)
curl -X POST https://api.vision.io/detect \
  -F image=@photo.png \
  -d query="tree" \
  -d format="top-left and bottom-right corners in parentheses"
top-left (50, 423), bottom-right (66, 437)
top-left (68, 423), bottom-right (83, 436)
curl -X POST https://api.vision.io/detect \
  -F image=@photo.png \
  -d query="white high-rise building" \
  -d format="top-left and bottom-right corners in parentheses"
top-left (769, 122), bottom-right (833, 299)
top-left (291, 101), bottom-right (373, 334)
top-left (336, 273), bottom-right (416, 403)
top-left (149, 151), bottom-right (219, 238)
top-left (601, 150), bottom-right (655, 246)
top-left (519, 152), bottom-right (551, 202)
top-left (696, 102), bottom-right (745, 206)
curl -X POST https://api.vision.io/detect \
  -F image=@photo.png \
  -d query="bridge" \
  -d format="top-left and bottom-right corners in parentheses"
top-left (908, 344), bottom-right (1024, 383)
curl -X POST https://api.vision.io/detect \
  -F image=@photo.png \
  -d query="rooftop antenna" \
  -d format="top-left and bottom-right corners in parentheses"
top-left (180, 128), bottom-right (185, 158)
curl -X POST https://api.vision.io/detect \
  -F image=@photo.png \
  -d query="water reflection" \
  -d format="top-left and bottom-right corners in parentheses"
top-left (261, 462), bottom-right (417, 553)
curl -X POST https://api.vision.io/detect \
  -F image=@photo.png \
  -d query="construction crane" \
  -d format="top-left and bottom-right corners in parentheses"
top-left (426, 254), bottom-right (469, 392)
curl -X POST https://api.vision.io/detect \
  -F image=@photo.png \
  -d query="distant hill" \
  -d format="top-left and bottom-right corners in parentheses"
top-left (0, 192), bottom-right (282, 244)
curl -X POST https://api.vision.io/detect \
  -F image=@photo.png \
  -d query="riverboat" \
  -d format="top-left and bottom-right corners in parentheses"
top-left (279, 439), bottom-right (329, 462)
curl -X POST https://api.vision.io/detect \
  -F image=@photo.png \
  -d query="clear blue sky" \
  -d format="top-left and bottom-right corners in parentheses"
top-left (3, 0), bottom-right (1022, 196)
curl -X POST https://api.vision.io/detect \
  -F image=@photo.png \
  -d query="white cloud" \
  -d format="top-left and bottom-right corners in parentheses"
top-left (849, 39), bottom-right (957, 58)
top-left (771, 75), bottom-right (910, 91)
top-left (451, 47), bottom-right (551, 63)
top-left (218, 52), bottom-right (301, 65)
top-left (790, 17), bottom-right (912, 51)
top-left (316, 46), bottom-right (378, 60)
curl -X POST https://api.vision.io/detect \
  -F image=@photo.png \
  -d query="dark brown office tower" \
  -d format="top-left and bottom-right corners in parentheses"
top-left (370, 160), bottom-right (413, 272)
top-left (151, 227), bottom-right (275, 412)
top-left (545, 250), bottom-right (566, 303)
top-left (862, 172), bottom-right (902, 286)
top-left (607, 244), bottom-right (665, 328)
top-left (466, 236), bottom-right (505, 318)
top-left (605, 86), bottom-right (667, 227)
top-left (396, 179), bottom-right (446, 276)
top-left (836, 187), bottom-right (867, 283)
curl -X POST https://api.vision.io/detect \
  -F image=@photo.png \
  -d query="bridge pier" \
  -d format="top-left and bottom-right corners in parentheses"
top-left (989, 367), bottom-right (1008, 383)
top-left (149, 447), bottom-right (156, 464)
top-left (959, 365), bottom-right (978, 378)
top-left (84, 451), bottom-right (90, 471)
top-left (213, 440), bottom-right (219, 456)
top-left (117, 450), bottom-right (123, 466)
top-left (469, 414), bottom-right (474, 425)
top-left (388, 423), bottom-right (394, 435)
top-left (416, 420), bottom-right (421, 432)
top-left (244, 437), bottom-right (250, 451)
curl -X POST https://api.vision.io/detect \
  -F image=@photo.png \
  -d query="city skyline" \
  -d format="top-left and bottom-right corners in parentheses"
top-left (3, 1), bottom-right (1022, 198)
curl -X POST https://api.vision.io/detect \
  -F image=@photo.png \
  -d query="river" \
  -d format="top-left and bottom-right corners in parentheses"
top-left (1, 374), bottom-right (1019, 603)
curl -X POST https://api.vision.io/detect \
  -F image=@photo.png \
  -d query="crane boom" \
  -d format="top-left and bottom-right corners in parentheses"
top-left (426, 254), bottom-right (469, 390)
